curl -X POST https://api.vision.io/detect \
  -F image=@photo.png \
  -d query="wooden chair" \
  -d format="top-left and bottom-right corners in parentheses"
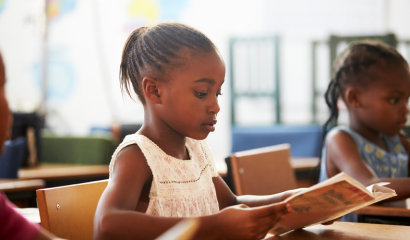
top-left (36, 179), bottom-right (109, 240)
top-left (155, 218), bottom-right (200, 240)
top-left (229, 143), bottom-right (297, 196)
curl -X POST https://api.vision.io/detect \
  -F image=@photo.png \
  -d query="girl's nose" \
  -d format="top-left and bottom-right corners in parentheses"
top-left (209, 97), bottom-right (220, 115)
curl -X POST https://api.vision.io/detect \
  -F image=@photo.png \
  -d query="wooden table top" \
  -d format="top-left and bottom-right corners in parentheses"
top-left (353, 205), bottom-right (410, 218)
top-left (0, 179), bottom-right (45, 193)
top-left (290, 157), bottom-right (319, 171)
top-left (18, 163), bottom-right (109, 180)
top-left (265, 222), bottom-right (410, 240)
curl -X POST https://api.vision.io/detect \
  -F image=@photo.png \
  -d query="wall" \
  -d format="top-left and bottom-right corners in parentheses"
top-left (0, 0), bottom-right (409, 160)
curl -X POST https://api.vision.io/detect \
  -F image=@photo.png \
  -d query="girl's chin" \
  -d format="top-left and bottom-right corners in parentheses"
top-left (188, 132), bottom-right (210, 141)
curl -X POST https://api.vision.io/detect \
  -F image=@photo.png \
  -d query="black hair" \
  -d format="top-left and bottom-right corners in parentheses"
top-left (322, 40), bottom-right (408, 139)
top-left (312, 40), bottom-right (409, 183)
top-left (119, 22), bottom-right (216, 104)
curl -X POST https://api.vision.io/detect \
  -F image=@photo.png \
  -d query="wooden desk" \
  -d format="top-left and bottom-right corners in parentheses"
top-left (0, 179), bottom-right (45, 193)
top-left (265, 222), bottom-right (410, 240)
top-left (353, 205), bottom-right (410, 218)
top-left (291, 157), bottom-right (319, 171)
top-left (18, 163), bottom-right (109, 181)
top-left (0, 179), bottom-right (46, 208)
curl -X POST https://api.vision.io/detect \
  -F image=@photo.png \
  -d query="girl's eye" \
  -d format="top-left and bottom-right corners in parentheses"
top-left (196, 92), bottom-right (207, 98)
top-left (390, 98), bottom-right (399, 104)
top-left (216, 92), bottom-right (222, 98)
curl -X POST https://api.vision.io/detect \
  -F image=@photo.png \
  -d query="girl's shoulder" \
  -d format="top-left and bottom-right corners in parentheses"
top-left (326, 126), bottom-right (365, 147)
top-left (326, 126), bottom-right (357, 145)
top-left (109, 133), bottom-right (152, 179)
top-left (325, 127), bottom-right (361, 160)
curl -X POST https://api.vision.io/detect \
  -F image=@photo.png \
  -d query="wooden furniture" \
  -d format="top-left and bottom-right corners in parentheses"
top-left (36, 179), bottom-right (108, 240)
top-left (353, 205), bottom-right (410, 218)
top-left (265, 221), bottom-right (410, 240)
top-left (0, 179), bottom-right (45, 207)
top-left (0, 179), bottom-right (45, 193)
top-left (156, 218), bottom-right (199, 240)
top-left (18, 163), bottom-right (109, 181)
top-left (230, 144), bottom-right (297, 196)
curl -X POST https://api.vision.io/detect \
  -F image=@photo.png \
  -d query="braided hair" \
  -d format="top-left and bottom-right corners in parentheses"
top-left (120, 22), bottom-right (216, 104)
top-left (322, 40), bottom-right (408, 142)
top-left (312, 40), bottom-right (408, 183)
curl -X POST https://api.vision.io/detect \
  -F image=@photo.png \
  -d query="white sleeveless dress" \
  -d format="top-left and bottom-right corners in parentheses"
top-left (109, 134), bottom-right (220, 217)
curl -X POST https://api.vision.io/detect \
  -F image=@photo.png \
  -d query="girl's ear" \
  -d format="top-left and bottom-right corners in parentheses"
top-left (345, 86), bottom-right (361, 108)
top-left (142, 76), bottom-right (161, 104)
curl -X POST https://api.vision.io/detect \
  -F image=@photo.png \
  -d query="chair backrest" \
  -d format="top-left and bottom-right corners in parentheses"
top-left (230, 144), bottom-right (297, 196)
top-left (36, 179), bottom-right (109, 240)
top-left (156, 218), bottom-right (199, 240)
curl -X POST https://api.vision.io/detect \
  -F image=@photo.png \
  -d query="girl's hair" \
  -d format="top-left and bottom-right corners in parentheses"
top-left (322, 40), bottom-right (408, 138)
top-left (120, 22), bottom-right (216, 104)
top-left (312, 40), bottom-right (408, 183)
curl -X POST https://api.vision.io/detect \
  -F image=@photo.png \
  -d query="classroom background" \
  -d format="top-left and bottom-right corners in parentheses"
top-left (1, 0), bottom-right (410, 165)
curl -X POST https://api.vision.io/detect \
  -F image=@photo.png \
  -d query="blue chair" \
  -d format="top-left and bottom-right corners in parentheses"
top-left (0, 137), bottom-right (27, 178)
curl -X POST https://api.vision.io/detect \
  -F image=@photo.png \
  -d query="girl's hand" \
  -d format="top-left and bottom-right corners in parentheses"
top-left (216, 202), bottom-right (289, 240)
top-left (281, 188), bottom-right (308, 201)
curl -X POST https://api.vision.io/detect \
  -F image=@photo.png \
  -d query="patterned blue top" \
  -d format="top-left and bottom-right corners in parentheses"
top-left (319, 125), bottom-right (409, 221)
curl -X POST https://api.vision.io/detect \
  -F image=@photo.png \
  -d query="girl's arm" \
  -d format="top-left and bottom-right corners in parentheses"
top-left (213, 176), bottom-right (299, 209)
top-left (326, 130), bottom-right (410, 202)
top-left (94, 145), bottom-right (288, 240)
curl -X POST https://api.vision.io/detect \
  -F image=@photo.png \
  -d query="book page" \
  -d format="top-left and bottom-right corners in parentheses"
top-left (270, 173), bottom-right (396, 235)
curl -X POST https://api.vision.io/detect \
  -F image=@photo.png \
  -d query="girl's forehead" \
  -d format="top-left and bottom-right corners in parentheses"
top-left (368, 65), bottom-right (410, 90)
top-left (171, 49), bottom-right (225, 79)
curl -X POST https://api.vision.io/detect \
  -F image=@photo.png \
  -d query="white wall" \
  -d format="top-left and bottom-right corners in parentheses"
top-left (1, 0), bottom-right (409, 160)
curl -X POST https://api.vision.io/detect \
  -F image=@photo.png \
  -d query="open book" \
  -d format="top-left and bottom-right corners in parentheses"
top-left (270, 172), bottom-right (396, 235)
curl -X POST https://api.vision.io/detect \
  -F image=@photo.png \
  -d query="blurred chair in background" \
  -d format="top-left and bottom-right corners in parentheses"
top-left (226, 144), bottom-right (297, 196)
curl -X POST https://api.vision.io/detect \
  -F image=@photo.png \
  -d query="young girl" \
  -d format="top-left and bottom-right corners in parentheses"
top-left (319, 40), bottom-right (410, 222)
top-left (93, 22), bottom-right (301, 240)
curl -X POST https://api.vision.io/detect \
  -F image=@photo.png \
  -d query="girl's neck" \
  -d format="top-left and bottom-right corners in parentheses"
top-left (138, 111), bottom-right (190, 160)
top-left (348, 115), bottom-right (388, 151)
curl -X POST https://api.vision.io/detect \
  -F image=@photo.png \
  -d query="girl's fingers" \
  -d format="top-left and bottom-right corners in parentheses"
top-left (252, 202), bottom-right (288, 218)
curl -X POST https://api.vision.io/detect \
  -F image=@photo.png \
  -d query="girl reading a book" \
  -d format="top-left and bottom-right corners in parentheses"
top-left (93, 22), bottom-right (303, 240)
top-left (319, 40), bottom-right (410, 221)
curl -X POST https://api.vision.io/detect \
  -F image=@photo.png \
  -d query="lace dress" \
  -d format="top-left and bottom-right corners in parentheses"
top-left (109, 134), bottom-right (220, 217)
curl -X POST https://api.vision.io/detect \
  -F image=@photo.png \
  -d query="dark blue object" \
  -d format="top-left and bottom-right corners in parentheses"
top-left (231, 125), bottom-right (322, 157)
top-left (0, 137), bottom-right (27, 178)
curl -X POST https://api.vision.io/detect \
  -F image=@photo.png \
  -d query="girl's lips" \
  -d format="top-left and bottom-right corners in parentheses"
top-left (202, 123), bottom-right (215, 132)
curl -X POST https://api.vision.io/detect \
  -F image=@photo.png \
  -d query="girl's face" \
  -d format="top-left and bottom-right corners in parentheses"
top-left (355, 64), bottom-right (410, 136)
top-left (158, 49), bottom-right (225, 140)
top-left (0, 55), bottom-right (10, 153)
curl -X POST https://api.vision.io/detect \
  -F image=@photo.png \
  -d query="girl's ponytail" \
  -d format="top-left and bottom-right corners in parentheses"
top-left (321, 78), bottom-right (340, 142)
